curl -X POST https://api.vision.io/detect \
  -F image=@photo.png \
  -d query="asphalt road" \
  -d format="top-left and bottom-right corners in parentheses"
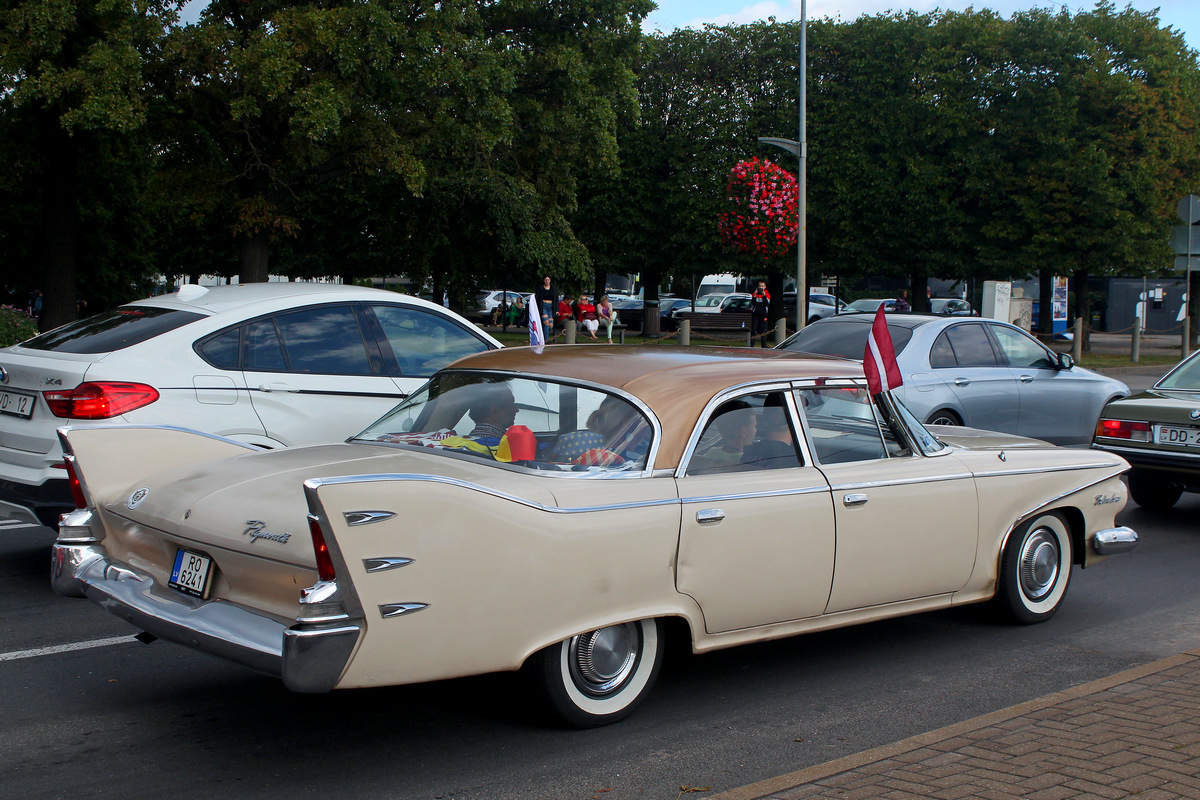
top-left (1, 486), bottom-right (1198, 800)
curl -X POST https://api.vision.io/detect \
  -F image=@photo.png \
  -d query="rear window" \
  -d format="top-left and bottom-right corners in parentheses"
top-left (781, 321), bottom-right (913, 360)
top-left (22, 306), bottom-right (205, 354)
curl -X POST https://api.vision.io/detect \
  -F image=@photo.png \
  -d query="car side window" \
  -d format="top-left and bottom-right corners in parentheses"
top-left (929, 332), bottom-right (956, 367)
top-left (197, 327), bottom-right (241, 369)
top-left (795, 386), bottom-right (890, 464)
top-left (688, 392), bottom-right (802, 475)
top-left (368, 304), bottom-right (491, 377)
top-left (941, 323), bottom-right (998, 367)
top-left (274, 305), bottom-right (375, 375)
top-left (989, 325), bottom-right (1056, 369)
top-left (244, 319), bottom-right (286, 370)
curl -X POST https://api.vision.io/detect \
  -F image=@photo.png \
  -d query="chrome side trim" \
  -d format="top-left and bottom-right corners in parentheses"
top-left (363, 557), bottom-right (413, 573)
top-left (827, 473), bottom-right (974, 492)
top-left (379, 602), bottom-right (428, 619)
top-left (57, 423), bottom-right (264, 452)
top-left (1093, 526), bottom-right (1139, 555)
top-left (969, 461), bottom-right (1122, 480)
top-left (305, 474), bottom-right (681, 515)
top-left (680, 485), bottom-right (830, 504)
top-left (996, 469), bottom-right (1130, 561)
top-left (344, 510), bottom-right (397, 526)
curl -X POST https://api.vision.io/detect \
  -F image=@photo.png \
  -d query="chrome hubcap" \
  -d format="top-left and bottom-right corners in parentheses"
top-left (569, 623), bottom-right (640, 696)
top-left (1019, 528), bottom-right (1059, 601)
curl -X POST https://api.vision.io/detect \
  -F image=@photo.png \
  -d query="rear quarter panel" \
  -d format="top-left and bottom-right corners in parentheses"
top-left (310, 475), bottom-right (684, 688)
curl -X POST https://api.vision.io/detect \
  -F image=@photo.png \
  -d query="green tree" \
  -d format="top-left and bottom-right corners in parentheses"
top-left (0, 0), bottom-right (173, 327)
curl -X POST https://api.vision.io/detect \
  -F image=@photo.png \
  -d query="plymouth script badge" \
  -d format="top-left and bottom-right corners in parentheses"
top-left (243, 520), bottom-right (292, 544)
top-left (127, 487), bottom-right (150, 510)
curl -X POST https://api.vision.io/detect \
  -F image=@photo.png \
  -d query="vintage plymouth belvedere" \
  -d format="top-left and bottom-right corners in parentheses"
top-left (52, 346), bottom-right (1138, 726)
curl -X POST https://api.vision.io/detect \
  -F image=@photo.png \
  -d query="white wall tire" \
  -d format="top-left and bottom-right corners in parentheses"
top-left (531, 619), bottom-right (663, 728)
top-left (995, 512), bottom-right (1073, 624)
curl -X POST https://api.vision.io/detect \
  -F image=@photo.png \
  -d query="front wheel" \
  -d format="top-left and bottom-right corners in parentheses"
top-left (530, 618), bottom-right (663, 728)
top-left (995, 512), bottom-right (1073, 624)
top-left (926, 409), bottom-right (962, 427)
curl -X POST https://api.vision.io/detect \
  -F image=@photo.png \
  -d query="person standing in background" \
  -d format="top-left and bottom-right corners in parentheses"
top-left (534, 275), bottom-right (556, 343)
top-left (750, 281), bottom-right (771, 347)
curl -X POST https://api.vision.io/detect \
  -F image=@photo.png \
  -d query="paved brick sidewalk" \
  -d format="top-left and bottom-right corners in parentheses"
top-left (708, 648), bottom-right (1200, 800)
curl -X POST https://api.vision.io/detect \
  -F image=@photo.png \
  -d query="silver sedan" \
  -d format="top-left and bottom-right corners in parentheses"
top-left (778, 313), bottom-right (1129, 444)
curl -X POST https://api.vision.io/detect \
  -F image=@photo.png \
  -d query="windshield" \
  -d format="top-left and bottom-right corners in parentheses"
top-left (354, 372), bottom-right (653, 473)
top-left (780, 321), bottom-right (914, 359)
top-left (1156, 352), bottom-right (1200, 390)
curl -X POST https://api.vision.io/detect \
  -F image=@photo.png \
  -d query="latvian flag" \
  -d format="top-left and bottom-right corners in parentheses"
top-left (863, 304), bottom-right (903, 396)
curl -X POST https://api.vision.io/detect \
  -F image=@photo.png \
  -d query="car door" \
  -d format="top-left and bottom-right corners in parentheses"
top-left (927, 321), bottom-right (1020, 433)
top-left (675, 390), bottom-right (836, 634)
top-left (985, 323), bottom-right (1070, 442)
top-left (795, 383), bottom-right (978, 613)
top-left (241, 304), bottom-right (403, 446)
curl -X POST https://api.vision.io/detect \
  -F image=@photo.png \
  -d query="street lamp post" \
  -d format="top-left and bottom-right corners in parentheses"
top-left (758, 0), bottom-right (806, 332)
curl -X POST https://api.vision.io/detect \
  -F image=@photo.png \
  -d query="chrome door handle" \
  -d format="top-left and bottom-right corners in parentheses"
top-left (843, 493), bottom-right (868, 507)
top-left (696, 509), bottom-right (725, 524)
top-left (258, 383), bottom-right (299, 393)
top-left (1019, 375), bottom-right (1034, 383)
top-left (953, 378), bottom-right (970, 386)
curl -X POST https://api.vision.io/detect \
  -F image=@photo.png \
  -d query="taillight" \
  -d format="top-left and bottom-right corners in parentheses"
top-left (42, 382), bottom-right (159, 419)
top-left (1095, 418), bottom-right (1151, 442)
top-left (63, 459), bottom-right (88, 509)
top-left (308, 515), bottom-right (337, 582)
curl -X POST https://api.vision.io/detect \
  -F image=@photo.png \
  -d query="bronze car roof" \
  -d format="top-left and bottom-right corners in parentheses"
top-left (447, 345), bottom-right (865, 468)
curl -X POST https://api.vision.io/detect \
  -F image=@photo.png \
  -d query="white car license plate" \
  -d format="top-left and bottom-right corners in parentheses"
top-left (169, 549), bottom-right (214, 599)
top-left (0, 389), bottom-right (35, 419)
top-left (1155, 425), bottom-right (1200, 447)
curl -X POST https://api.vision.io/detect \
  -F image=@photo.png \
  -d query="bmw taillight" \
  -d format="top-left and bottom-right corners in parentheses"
top-left (42, 382), bottom-right (160, 419)
top-left (1095, 418), bottom-right (1151, 442)
top-left (308, 514), bottom-right (337, 582)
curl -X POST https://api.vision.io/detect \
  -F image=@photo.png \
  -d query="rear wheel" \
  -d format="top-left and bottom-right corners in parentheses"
top-left (926, 409), bottom-right (962, 427)
top-left (1128, 471), bottom-right (1182, 511)
top-left (530, 618), bottom-right (663, 728)
top-left (995, 512), bottom-right (1073, 624)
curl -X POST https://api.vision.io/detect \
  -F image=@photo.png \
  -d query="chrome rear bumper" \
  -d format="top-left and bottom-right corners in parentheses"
top-left (51, 541), bottom-right (360, 693)
top-left (1092, 526), bottom-right (1139, 555)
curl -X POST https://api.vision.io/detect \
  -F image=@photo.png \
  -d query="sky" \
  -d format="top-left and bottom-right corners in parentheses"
top-left (643, 1), bottom-right (1200, 51)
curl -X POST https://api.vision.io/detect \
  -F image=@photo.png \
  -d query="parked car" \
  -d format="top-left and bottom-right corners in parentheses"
top-left (0, 283), bottom-right (501, 529)
top-left (53, 346), bottom-right (1136, 727)
top-left (689, 292), bottom-right (751, 313)
top-left (930, 298), bottom-right (976, 316)
top-left (846, 298), bottom-right (898, 313)
top-left (471, 290), bottom-right (530, 323)
top-left (777, 314), bottom-right (1129, 444)
top-left (1092, 348), bottom-right (1200, 510)
top-left (780, 292), bottom-right (850, 325)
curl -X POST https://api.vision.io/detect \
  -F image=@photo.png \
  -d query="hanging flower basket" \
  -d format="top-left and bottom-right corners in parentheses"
top-left (718, 157), bottom-right (799, 260)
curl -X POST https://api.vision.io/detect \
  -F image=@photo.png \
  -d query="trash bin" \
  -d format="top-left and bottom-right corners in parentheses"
top-left (643, 300), bottom-right (660, 338)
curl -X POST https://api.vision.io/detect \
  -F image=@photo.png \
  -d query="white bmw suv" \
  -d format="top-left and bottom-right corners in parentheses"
top-left (0, 282), bottom-right (501, 530)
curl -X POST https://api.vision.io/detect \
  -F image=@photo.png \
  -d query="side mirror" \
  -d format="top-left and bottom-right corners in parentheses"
top-left (1057, 353), bottom-right (1075, 370)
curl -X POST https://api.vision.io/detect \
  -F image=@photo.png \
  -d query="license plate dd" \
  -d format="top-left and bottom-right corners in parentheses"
top-left (170, 549), bottom-right (214, 599)
top-left (1157, 426), bottom-right (1200, 447)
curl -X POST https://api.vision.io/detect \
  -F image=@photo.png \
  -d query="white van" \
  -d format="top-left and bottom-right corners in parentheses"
top-left (697, 273), bottom-right (739, 297)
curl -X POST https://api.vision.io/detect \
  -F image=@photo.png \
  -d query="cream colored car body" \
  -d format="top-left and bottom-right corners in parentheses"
top-left (51, 346), bottom-right (1137, 723)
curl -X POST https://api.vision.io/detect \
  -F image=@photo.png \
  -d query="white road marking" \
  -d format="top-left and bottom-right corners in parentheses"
top-left (0, 635), bottom-right (138, 662)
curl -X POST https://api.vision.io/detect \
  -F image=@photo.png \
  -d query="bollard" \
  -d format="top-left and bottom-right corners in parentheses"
top-left (1184, 317), bottom-right (1191, 359)
top-left (1131, 316), bottom-right (1140, 363)
top-left (679, 319), bottom-right (690, 346)
top-left (776, 318), bottom-right (788, 347)
top-left (1072, 318), bottom-right (1082, 363)
top-left (566, 319), bottom-right (576, 344)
